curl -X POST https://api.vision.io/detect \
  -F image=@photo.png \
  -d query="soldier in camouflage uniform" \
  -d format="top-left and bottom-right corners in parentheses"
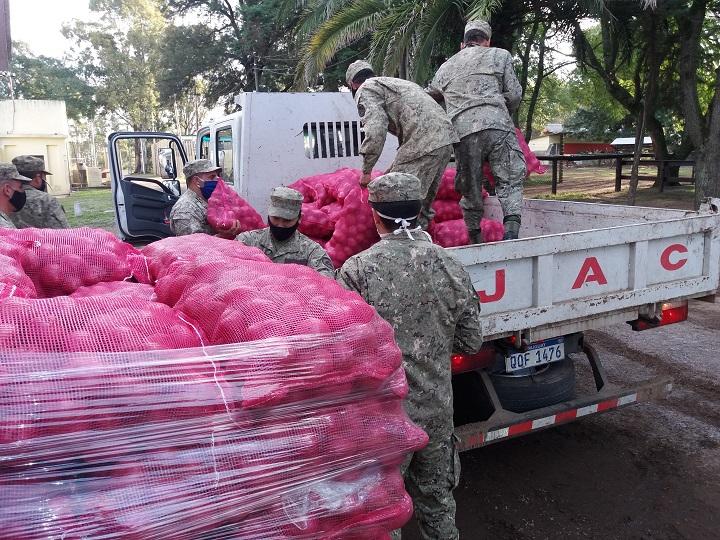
top-left (236, 187), bottom-right (335, 278)
top-left (10, 155), bottom-right (69, 229)
top-left (337, 172), bottom-right (483, 540)
top-left (0, 163), bottom-right (32, 229)
top-left (429, 20), bottom-right (525, 242)
top-left (169, 159), bottom-right (242, 239)
top-left (345, 60), bottom-right (458, 229)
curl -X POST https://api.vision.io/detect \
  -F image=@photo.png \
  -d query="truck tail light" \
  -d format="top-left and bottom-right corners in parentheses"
top-left (451, 347), bottom-right (496, 374)
top-left (629, 300), bottom-right (689, 331)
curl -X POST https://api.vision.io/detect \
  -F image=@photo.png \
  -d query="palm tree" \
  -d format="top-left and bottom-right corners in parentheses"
top-left (286, 0), bottom-right (656, 89)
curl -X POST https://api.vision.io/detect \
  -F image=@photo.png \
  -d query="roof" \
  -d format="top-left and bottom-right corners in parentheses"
top-left (610, 136), bottom-right (652, 146)
top-left (543, 123), bottom-right (564, 135)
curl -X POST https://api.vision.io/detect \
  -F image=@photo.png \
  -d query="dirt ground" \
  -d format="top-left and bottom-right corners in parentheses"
top-left (402, 299), bottom-right (720, 539)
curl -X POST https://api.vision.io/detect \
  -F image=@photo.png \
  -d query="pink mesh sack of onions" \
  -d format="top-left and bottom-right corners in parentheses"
top-left (432, 218), bottom-right (505, 247)
top-left (0, 227), bottom-right (150, 296)
top-left (483, 128), bottom-right (546, 188)
top-left (207, 178), bottom-right (265, 233)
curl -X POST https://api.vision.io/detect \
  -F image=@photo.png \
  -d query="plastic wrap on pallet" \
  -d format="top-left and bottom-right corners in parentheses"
top-left (0, 231), bottom-right (427, 539)
top-left (0, 336), bottom-right (426, 539)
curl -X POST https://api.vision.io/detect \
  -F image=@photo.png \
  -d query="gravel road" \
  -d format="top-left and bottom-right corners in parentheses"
top-left (403, 298), bottom-right (720, 539)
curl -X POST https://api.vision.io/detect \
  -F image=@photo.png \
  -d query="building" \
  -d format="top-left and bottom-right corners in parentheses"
top-left (610, 136), bottom-right (654, 153)
top-left (529, 124), bottom-right (615, 156)
top-left (0, 99), bottom-right (71, 195)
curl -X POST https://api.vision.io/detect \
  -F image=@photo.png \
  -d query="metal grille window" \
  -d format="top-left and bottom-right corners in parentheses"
top-left (303, 121), bottom-right (365, 159)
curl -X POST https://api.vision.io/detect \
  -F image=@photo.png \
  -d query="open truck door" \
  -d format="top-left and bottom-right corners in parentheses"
top-left (109, 132), bottom-right (188, 243)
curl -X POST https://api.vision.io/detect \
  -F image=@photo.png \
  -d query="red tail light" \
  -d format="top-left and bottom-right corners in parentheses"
top-left (451, 348), bottom-right (496, 374)
top-left (629, 300), bottom-right (689, 331)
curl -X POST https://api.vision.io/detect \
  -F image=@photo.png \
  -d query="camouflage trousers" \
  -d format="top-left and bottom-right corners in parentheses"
top-left (390, 145), bottom-right (453, 230)
top-left (391, 430), bottom-right (461, 540)
top-left (455, 129), bottom-right (525, 232)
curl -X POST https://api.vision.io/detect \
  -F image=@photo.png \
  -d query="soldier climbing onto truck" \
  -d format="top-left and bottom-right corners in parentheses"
top-left (168, 159), bottom-right (242, 239)
top-left (345, 60), bottom-right (458, 230)
top-left (236, 186), bottom-right (335, 278)
top-left (429, 20), bottom-right (525, 242)
top-left (337, 172), bottom-right (483, 539)
top-left (11, 155), bottom-right (69, 229)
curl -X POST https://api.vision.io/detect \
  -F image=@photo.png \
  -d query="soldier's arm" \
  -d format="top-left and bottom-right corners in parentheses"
top-left (426, 71), bottom-right (445, 104)
top-left (47, 198), bottom-right (70, 229)
top-left (307, 244), bottom-right (335, 279)
top-left (336, 260), bottom-right (364, 295)
top-left (170, 214), bottom-right (208, 236)
top-left (452, 270), bottom-right (484, 355)
top-left (356, 87), bottom-right (389, 174)
top-left (501, 51), bottom-right (522, 114)
top-left (235, 230), bottom-right (258, 246)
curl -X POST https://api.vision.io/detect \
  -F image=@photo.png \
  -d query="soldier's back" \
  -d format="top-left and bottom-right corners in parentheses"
top-left (11, 188), bottom-right (68, 229)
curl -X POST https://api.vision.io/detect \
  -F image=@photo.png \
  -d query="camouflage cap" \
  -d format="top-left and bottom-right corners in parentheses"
top-left (464, 19), bottom-right (492, 40)
top-left (368, 172), bottom-right (422, 203)
top-left (346, 60), bottom-right (374, 86)
top-left (268, 186), bottom-right (303, 220)
top-left (0, 163), bottom-right (32, 184)
top-left (12, 155), bottom-right (52, 175)
top-left (183, 159), bottom-right (221, 181)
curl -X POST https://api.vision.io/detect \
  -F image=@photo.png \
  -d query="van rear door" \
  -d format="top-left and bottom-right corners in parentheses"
top-left (109, 132), bottom-right (188, 242)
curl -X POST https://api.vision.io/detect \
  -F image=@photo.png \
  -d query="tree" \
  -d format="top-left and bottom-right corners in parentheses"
top-left (161, 0), bottom-right (302, 107)
top-left (64, 0), bottom-right (167, 132)
top-left (0, 44), bottom-right (96, 120)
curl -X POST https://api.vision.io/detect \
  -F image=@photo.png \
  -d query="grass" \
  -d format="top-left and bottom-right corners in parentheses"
top-left (59, 188), bottom-right (116, 231)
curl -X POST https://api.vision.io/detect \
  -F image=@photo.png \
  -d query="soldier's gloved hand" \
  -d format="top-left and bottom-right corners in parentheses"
top-left (359, 172), bottom-right (372, 187)
top-left (215, 219), bottom-right (243, 239)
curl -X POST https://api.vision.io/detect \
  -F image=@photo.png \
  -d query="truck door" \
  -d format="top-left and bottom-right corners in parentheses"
top-left (109, 132), bottom-right (188, 242)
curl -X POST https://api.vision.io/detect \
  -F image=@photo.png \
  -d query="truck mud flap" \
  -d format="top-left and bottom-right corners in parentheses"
top-left (455, 375), bottom-right (672, 451)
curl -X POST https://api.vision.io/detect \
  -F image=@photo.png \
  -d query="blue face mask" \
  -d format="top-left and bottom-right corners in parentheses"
top-left (200, 179), bottom-right (218, 200)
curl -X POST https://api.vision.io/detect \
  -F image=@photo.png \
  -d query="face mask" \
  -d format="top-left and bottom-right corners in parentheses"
top-left (200, 179), bottom-right (218, 200)
top-left (9, 189), bottom-right (26, 211)
top-left (39, 179), bottom-right (47, 192)
top-left (268, 219), bottom-right (299, 242)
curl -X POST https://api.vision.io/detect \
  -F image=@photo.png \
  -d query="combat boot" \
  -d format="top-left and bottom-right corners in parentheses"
top-left (503, 215), bottom-right (521, 240)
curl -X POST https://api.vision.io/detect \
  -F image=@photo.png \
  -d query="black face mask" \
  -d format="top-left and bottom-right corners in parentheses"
top-left (39, 179), bottom-right (47, 192)
top-left (268, 218), bottom-right (299, 242)
top-left (9, 189), bottom-right (26, 211)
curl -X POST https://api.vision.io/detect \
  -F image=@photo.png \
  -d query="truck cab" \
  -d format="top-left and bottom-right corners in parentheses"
top-left (109, 92), bottom-right (398, 242)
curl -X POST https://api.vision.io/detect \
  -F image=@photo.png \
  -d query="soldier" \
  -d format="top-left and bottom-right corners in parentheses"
top-left (429, 20), bottom-right (525, 242)
top-left (345, 60), bottom-right (458, 229)
top-left (11, 155), bottom-right (69, 229)
top-left (169, 159), bottom-right (242, 239)
top-left (0, 163), bottom-right (32, 229)
top-left (236, 187), bottom-right (334, 278)
top-left (336, 172), bottom-right (483, 540)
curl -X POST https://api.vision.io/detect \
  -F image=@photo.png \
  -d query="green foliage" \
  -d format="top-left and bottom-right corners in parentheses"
top-left (64, 0), bottom-right (167, 130)
top-left (1, 45), bottom-right (96, 120)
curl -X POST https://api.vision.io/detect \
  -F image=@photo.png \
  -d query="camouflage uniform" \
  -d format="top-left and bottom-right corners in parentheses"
top-left (237, 187), bottom-right (335, 278)
top-left (168, 159), bottom-right (223, 236)
top-left (337, 173), bottom-right (483, 540)
top-left (430, 21), bottom-right (524, 239)
top-left (0, 211), bottom-right (16, 229)
top-left (168, 189), bottom-right (214, 236)
top-left (10, 187), bottom-right (69, 229)
top-left (236, 227), bottom-right (334, 278)
top-left (10, 155), bottom-right (69, 229)
top-left (347, 61), bottom-right (457, 229)
top-left (0, 163), bottom-right (32, 229)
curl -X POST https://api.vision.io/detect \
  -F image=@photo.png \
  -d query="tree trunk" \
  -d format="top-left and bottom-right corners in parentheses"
top-left (524, 26), bottom-right (547, 140)
top-left (514, 16), bottom-right (539, 125)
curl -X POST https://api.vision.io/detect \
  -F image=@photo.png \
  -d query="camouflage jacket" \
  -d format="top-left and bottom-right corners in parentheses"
top-left (169, 189), bottom-right (214, 236)
top-left (0, 211), bottom-right (16, 229)
top-left (355, 77), bottom-right (458, 174)
top-left (337, 233), bottom-right (483, 436)
top-left (430, 46), bottom-right (522, 139)
top-left (236, 227), bottom-right (335, 278)
top-left (10, 187), bottom-right (69, 229)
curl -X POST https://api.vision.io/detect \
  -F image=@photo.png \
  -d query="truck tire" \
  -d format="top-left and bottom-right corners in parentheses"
top-left (489, 358), bottom-right (576, 413)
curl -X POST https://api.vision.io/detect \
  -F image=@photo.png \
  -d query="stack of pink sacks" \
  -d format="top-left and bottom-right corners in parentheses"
top-left (0, 229), bottom-right (427, 539)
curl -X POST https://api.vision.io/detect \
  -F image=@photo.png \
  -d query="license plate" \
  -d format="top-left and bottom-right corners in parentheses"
top-left (505, 337), bottom-right (565, 372)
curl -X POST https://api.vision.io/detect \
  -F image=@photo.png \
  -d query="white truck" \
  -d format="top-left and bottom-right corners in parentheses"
top-left (109, 92), bottom-right (720, 451)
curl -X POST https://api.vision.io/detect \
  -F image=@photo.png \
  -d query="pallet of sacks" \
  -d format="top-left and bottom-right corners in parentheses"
top-left (0, 229), bottom-right (427, 539)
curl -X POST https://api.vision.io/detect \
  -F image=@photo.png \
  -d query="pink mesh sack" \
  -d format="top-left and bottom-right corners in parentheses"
top-left (432, 218), bottom-right (504, 247)
top-left (0, 227), bottom-right (148, 296)
top-left (0, 241), bottom-right (36, 299)
top-left (207, 179), bottom-right (265, 233)
top-left (482, 128), bottom-right (546, 187)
